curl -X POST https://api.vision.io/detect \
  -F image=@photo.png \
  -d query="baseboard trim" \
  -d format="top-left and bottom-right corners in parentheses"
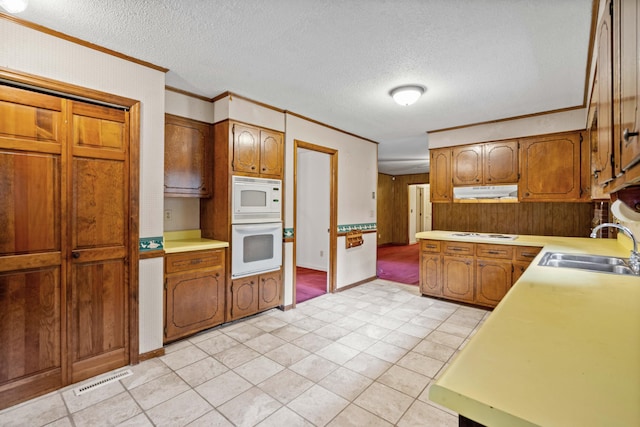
top-left (334, 275), bottom-right (377, 292)
top-left (138, 348), bottom-right (165, 362)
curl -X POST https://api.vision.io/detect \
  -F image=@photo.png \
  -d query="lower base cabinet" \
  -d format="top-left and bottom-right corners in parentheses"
top-left (164, 249), bottom-right (226, 343)
top-left (229, 269), bottom-right (283, 321)
top-left (419, 240), bottom-right (541, 308)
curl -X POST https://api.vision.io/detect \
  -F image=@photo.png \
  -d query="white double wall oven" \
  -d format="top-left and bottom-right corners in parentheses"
top-left (231, 176), bottom-right (283, 278)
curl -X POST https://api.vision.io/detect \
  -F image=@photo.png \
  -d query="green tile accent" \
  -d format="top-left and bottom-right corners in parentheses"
top-left (139, 236), bottom-right (163, 251)
top-left (337, 223), bottom-right (376, 233)
top-left (284, 228), bottom-right (294, 238)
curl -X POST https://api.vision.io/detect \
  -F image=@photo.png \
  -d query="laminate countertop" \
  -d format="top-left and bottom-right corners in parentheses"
top-left (416, 230), bottom-right (640, 427)
top-left (163, 230), bottom-right (228, 253)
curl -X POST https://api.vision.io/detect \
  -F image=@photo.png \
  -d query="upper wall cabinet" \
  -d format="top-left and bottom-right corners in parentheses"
top-left (232, 123), bottom-right (283, 179)
top-left (164, 114), bottom-right (212, 197)
top-left (452, 140), bottom-right (518, 186)
top-left (430, 148), bottom-right (452, 202)
top-left (519, 131), bottom-right (584, 201)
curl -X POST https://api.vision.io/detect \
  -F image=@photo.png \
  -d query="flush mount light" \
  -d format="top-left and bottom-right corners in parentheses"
top-left (390, 85), bottom-right (425, 106)
top-left (0, 0), bottom-right (28, 13)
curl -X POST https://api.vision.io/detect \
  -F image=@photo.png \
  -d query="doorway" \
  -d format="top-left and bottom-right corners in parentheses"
top-left (408, 184), bottom-right (431, 243)
top-left (294, 141), bottom-right (338, 306)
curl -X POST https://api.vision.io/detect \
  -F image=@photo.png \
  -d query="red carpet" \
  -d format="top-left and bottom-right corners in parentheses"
top-left (296, 267), bottom-right (327, 303)
top-left (377, 244), bottom-right (419, 285)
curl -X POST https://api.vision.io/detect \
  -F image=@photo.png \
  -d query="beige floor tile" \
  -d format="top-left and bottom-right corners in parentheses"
top-left (214, 343), bottom-right (261, 369)
top-left (437, 322), bottom-right (474, 338)
top-left (176, 356), bottom-right (229, 387)
top-left (44, 417), bottom-right (74, 427)
top-left (251, 316), bottom-right (288, 332)
top-left (292, 316), bottom-right (329, 332)
top-left (385, 307), bottom-right (424, 323)
top-left (129, 372), bottom-right (190, 410)
top-left (343, 353), bottom-right (392, 380)
top-left (327, 404), bottom-right (393, 427)
top-left (121, 358), bottom-right (172, 390)
top-left (395, 323), bottom-right (432, 338)
top-left (234, 355), bottom-right (285, 385)
top-left (426, 330), bottom-right (466, 349)
top-left (412, 340), bottom-right (457, 362)
top-left (222, 323), bottom-right (265, 342)
top-left (163, 339), bottom-right (192, 354)
top-left (0, 392), bottom-right (67, 426)
top-left (409, 315), bottom-right (444, 329)
top-left (218, 387), bottom-right (281, 427)
top-left (318, 366), bottom-right (373, 401)
top-left (446, 314), bottom-right (482, 329)
top-left (421, 306), bottom-right (457, 321)
top-left (397, 399), bottom-right (458, 427)
top-left (290, 354), bottom-right (340, 382)
top-left (288, 385), bottom-right (349, 426)
top-left (244, 333), bottom-right (287, 354)
top-left (356, 323), bottom-right (392, 340)
top-left (115, 413), bottom-right (153, 426)
top-left (187, 328), bottom-right (222, 344)
top-left (311, 309), bottom-right (346, 324)
top-left (269, 308), bottom-right (309, 323)
top-left (377, 365), bottom-right (430, 398)
top-left (381, 330), bottom-right (421, 350)
top-left (258, 369), bottom-right (314, 404)
top-left (62, 378), bottom-right (126, 413)
top-left (331, 316), bottom-right (367, 331)
top-left (370, 315), bottom-right (405, 330)
top-left (160, 344), bottom-right (208, 370)
top-left (187, 408), bottom-right (234, 427)
top-left (196, 334), bottom-right (240, 355)
top-left (270, 324), bottom-right (309, 341)
top-left (146, 389), bottom-right (211, 426)
top-left (264, 342), bottom-right (310, 367)
top-left (315, 342), bottom-right (360, 365)
top-left (256, 406), bottom-right (314, 427)
top-left (350, 309), bottom-right (380, 323)
top-left (292, 332), bottom-right (333, 352)
top-left (336, 331), bottom-right (377, 351)
top-left (397, 351), bottom-right (445, 378)
top-left (364, 341), bottom-right (408, 363)
top-left (353, 382), bottom-right (414, 424)
top-left (71, 392), bottom-right (141, 427)
top-left (195, 370), bottom-right (252, 407)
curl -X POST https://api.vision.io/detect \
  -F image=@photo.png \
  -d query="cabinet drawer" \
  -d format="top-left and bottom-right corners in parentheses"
top-left (476, 244), bottom-right (513, 259)
top-left (514, 246), bottom-right (542, 262)
top-left (443, 241), bottom-right (475, 256)
top-left (421, 240), bottom-right (441, 253)
top-left (165, 249), bottom-right (224, 274)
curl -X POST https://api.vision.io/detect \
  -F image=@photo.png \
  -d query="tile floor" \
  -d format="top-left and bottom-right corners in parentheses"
top-left (0, 280), bottom-right (489, 427)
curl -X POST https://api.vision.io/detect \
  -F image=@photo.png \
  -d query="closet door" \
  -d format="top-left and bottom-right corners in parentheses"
top-left (68, 101), bottom-right (130, 382)
top-left (0, 86), bottom-right (65, 409)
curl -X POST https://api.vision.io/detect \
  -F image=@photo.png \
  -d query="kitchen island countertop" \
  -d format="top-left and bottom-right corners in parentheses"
top-left (416, 230), bottom-right (640, 427)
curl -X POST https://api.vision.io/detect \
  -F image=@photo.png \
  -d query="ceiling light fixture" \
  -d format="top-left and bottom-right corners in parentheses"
top-left (0, 0), bottom-right (28, 13)
top-left (390, 85), bottom-right (425, 106)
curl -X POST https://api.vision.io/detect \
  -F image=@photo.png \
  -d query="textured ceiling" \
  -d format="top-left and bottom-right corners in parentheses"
top-left (14, 0), bottom-right (593, 174)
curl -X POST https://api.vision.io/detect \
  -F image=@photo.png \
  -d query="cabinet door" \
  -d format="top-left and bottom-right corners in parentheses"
top-left (484, 141), bottom-right (518, 184)
top-left (615, 0), bottom-right (640, 171)
top-left (258, 270), bottom-right (282, 310)
top-left (165, 267), bottom-right (225, 342)
top-left (452, 145), bottom-right (483, 185)
top-left (476, 259), bottom-right (512, 307)
top-left (595, 6), bottom-right (615, 185)
top-left (442, 256), bottom-right (474, 303)
top-left (519, 132), bottom-right (582, 201)
top-left (230, 276), bottom-right (259, 320)
top-left (430, 148), bottom-right (452, 202)
top-left (260, 130), bottom-right (283, 178)
top-left (420, 253), bottom-right (442, 297)
top-left (232, 123), bottom-right (260, 175)
top-left (512, 261), bottom-right (530, 285)
top-left (164, 114), bottom-right (211, 197)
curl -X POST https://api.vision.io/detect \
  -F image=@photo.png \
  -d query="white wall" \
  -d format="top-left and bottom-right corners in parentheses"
top-left (1, 18), bottom-right (167, 354)
top-left (296, 149), bottom-right (330, 271)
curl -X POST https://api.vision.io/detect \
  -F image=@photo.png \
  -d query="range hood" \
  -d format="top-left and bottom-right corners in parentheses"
top-left (453, 184), bottom-right (518, 200)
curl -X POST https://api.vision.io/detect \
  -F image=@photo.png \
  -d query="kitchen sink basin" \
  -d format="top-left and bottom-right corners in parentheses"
top-left (538, 252), bottom-right (635, 275)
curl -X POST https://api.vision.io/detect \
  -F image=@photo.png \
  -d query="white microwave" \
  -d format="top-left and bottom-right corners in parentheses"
top-left (231, 222), bottom-right (283, 278)
top-left (232, 176), bottom-right (282, 223)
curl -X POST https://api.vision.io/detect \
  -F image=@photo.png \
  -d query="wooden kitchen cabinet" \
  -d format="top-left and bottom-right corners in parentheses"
top-left (475, 244), bottom-right (513, 307)
top-left (164, 114), bottom-right (212, 197)
top-left (420, 240), bottom-right (442, 297)
top-left (430, 148), bottom-right (452, 202)
top-left (164, 249), bottom-right (226, 343)
top-left (228, 268), bottom-right (283, 321)
top-left (232, 122), bottom-right (283, 179)
top-left (442, 255), bottom-right (475, 304)
top-left (519, 131), bottom-right (584, 201)
top-left (452, 140), bottom-right (518, 186)
top-left (512, 246), bottom-right (542, 285)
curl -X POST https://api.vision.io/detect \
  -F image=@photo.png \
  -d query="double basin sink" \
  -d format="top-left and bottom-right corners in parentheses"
top-left (539, 252), bottom-right (635, 276)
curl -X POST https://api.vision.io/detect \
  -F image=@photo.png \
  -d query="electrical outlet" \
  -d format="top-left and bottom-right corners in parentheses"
top-left (164, 209), bottom-right (172, 221)
top-left (320, 250), bottom-right (324, 257)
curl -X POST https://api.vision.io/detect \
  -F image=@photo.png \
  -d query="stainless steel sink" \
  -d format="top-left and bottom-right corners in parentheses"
top-left (538, 252), bottom-right (635, 275)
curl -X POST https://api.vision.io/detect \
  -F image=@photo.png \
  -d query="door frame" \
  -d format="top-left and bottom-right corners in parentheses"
top-left (293, 140), bottom-right (338, 308)
top-left (0, 68), bottom-right (141, 366)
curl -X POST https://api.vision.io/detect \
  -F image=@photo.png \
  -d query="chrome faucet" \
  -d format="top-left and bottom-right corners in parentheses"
top-left (591, 222), bottom-right (640, 274)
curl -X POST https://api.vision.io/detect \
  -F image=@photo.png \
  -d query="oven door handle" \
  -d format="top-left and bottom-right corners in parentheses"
top-left (234, 224), bottom-right (282, 233)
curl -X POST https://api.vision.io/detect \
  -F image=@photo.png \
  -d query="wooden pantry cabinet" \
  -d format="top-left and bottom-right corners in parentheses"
top-left (419, 239), bottom-right (541, 308)
top-left (164, 114), bottom-right (212, 197)
top-left (232, 123), bottom-right (283, 179)
top-left (164, 249), bottom-right (226, 343)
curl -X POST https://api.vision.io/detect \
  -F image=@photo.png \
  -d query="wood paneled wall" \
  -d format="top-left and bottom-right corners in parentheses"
top-left (377, 173), bottom-right (429, 245)
top-left (433, 202), bottom-right (594, 237)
